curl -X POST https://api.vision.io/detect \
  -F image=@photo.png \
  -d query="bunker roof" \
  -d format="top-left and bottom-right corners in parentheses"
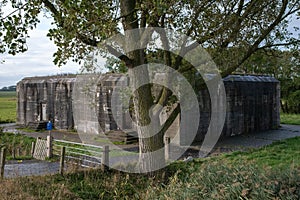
top-left (18, 74), bottom-right (279, 84)
top-left (223, 75), bottom-right (279, 82)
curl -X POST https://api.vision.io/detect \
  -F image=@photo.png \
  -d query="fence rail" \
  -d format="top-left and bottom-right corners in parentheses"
top-left (52, 138), bottom-right (109, 175)
top-left (54, 139), bottom-right (103, 149)
top-left (0, 136), bottom-right (171, 178)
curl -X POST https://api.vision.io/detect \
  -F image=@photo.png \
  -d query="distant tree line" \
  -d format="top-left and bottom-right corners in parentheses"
top-left (0, 85), bottom-right (16, 91)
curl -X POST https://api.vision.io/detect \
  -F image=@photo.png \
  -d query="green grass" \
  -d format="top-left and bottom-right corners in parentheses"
top-left (0, 91), bottom-right (17, 123)
top-left (280, 113), bottom-right (300, 125)
top-left (1, 137), bottom-right (299, 199)
top-left (0, 131), bottom-right (35, 160)
top-left (223, 136), bottom-right (300, 169)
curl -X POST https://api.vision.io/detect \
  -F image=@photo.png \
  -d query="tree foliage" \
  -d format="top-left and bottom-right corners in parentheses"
top-left (1, 0), bottom-right (300, 171)
top-left (1, 0), bottom-right (299, 70)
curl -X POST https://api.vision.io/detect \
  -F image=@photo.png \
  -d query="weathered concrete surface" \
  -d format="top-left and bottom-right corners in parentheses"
top-left (17, 74), bottom-right (280, 145)
top-left (17, 75), bottom-right (75, 130)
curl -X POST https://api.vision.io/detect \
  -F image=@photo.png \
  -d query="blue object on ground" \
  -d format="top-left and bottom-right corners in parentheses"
top-left (47, 121), bottom-right (52, 130)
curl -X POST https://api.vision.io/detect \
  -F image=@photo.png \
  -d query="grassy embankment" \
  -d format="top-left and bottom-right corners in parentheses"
top-left (0, 91), bottom-right (16, 123)
top-left (0, 136), bottom-right (299, 199)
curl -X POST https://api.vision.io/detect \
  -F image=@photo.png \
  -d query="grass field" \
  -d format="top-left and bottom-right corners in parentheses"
top-left (0, 136), bottom-right (299, 199)
top-left (0, 91), bottom-right (17, 123)
top-left (280, 113), bottom-right (300, 125)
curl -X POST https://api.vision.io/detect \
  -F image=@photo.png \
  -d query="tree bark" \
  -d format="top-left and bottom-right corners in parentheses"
top-left (120, 0), bottom-right (173, 172)
top-left (127, 66), bottom-right (165, 173)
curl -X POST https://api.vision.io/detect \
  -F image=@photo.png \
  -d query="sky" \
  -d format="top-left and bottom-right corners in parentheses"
top-left (0, 14), bottom-right (82, 88)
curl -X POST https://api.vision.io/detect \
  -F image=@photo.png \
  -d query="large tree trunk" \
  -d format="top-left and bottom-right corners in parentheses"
top-left (120, 0), bottom-right (167, 173)
top-left (127, 67), bottom-right (165, 173)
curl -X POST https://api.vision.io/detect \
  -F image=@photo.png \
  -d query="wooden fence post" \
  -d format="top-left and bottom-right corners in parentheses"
top-left (46, 136), bottom-right (53, 158)
top-left (164, 137), bottom-right (170, 161)
top-left (0, 147), bottom-right (7, 179)
top-left (12, 148), bottom-right (16, 160)
top-left (101, 146), bottom-right (109, 171)
top-left (31, 142), bottom-right (35, 157)
top-left (59, 146), bottom-right (66, 175)
top-left (17, 148), bottom-right (20, 157)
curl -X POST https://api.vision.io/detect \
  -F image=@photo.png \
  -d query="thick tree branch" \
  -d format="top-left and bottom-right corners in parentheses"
top-left (140, 9), bottom-right (147, 28)
top-left (114, 8), bottom-right (138, 22)
top-left (120, 0), bottom-right (139, 30)
top-left (257, 40), bottom-right (300, 50)
top-left (154, 28), bottom-right (173, 108)
top-left (76, 33), bottom-right (99, 47)
top-left (42, 0), bottom-right (60, 18)
top-left (105, 44), bottom-right (133, 68)
top-left (159, 104), bottom-right (180, 136)
top-left (221, 0), bottom-right (289, 77)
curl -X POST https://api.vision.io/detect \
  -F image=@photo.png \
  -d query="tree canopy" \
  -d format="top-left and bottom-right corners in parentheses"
top-left (1, 0), bottom-right (300, 172)
top-left (1, 0), bottom-right (299, 72)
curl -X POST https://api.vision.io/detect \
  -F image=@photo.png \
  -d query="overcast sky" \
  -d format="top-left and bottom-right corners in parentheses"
top-left (0, 15), bottom-right (82, 88)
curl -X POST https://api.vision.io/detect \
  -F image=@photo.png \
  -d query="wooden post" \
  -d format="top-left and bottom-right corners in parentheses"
top-left (17, 148), bottom-right (20, 157)
top-left (31, 142), bottom-right (35, 157)
top-left (101, 146), bottom-right (109, 171)
top-left (164, 137), bottom-right (170, 161)
top-left (46, 136), bottom-right (53, 158)
top-left (59, 146), bottom-right (66, 175)
top-left (12, 148), bottom-right (16, 160)
top-left (0, 147), bottom-right (6, 179)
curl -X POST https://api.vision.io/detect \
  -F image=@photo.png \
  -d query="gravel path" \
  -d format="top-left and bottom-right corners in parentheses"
top-left (4, 160), bottom-right (60, 178)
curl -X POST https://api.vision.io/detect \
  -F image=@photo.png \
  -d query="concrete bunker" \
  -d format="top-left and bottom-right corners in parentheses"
top-left (16, 74), bottom-right (280, 145)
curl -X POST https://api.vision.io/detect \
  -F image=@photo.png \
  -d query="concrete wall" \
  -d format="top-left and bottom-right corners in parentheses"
top-left (17, 74), bottom-right (280, 144)
top-left (17, 75), bottom-right (75, 130)
top-left (161, 75), bottom-right (280, 144)
top-left (197, 75), bottom-right (280, 142)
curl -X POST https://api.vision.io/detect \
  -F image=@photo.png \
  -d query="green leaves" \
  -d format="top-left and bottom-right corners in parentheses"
top-left (0, 1), bottom-right (40, 55)
top-left (0, 0), bottom-right (299, 71)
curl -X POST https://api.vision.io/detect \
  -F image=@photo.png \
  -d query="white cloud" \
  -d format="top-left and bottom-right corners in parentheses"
top-left (0, 15), bottom-right (81, 88)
